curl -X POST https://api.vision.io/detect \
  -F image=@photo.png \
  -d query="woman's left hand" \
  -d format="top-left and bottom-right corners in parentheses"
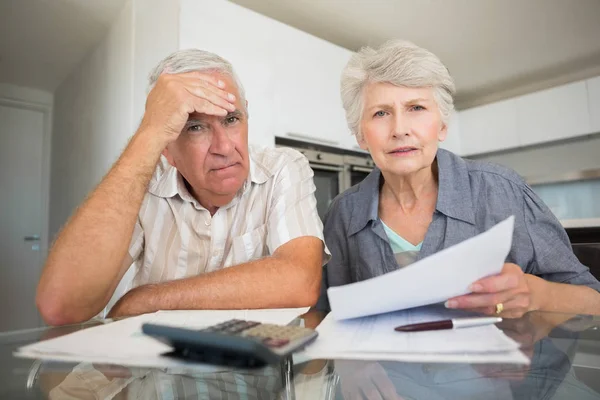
top-left (445, 263), bottom-right (536, 318)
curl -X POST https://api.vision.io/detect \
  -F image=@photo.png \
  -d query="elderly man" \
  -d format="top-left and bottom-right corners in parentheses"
top-left (37, 49), bottom-right (327, 325)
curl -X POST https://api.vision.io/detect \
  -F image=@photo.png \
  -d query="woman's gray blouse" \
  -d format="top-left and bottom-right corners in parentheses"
top-left (317, 148), bottom-right (600, 310)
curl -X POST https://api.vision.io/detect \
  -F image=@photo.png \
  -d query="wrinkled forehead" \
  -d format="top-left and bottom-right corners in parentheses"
top-left (187, 109), bottom-right (244, 123)
top-left (186, 112), bottom-right (214, 123)
top-left (363, 82), bottom-right (436, 104)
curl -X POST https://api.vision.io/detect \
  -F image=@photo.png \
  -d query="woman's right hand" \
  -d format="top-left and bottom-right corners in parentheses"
top-left (446, 263), bottom-right (534, 318)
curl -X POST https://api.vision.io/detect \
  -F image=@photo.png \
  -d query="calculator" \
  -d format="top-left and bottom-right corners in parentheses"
top-left (142, 319), bottom-right (318, 368)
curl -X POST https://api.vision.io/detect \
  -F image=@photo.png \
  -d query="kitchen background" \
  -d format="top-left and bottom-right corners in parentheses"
top-left (1, 0), bottom-right (600, 331)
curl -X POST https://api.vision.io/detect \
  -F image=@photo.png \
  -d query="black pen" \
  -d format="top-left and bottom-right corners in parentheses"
top-left (394, 317), bottom-right (502, 332)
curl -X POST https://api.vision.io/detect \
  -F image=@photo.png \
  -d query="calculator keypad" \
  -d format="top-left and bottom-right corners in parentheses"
top-left (200, 319), bottom-right (316, 350)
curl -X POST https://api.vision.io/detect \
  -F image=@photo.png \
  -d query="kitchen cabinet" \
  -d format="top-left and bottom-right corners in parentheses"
top-left (587, 76), bottom-right (600, 134)
top-left (517, 81), bottom-right (591, 146)
top-left (459, 98), bottom-right (518, 155)
top-left (271, 26), bottom-right (353, 148)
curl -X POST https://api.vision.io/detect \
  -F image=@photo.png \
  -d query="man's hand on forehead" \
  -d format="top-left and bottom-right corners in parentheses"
top-left (166, 70), bottom-right (238, 112)
top-left (168, 70), bottom-right (227, 88)
top-left (139, 69), bottom-right (238, 144)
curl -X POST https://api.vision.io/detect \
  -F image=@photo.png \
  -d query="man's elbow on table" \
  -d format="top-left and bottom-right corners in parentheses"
top-left (271, 237), bottom-right (324, 308)
top-left (294, 277), bottom-right (321, 308)
top-left (288, 258), bottom-right (323, 308)
top-left (36, 287), bottom-right (98, 326)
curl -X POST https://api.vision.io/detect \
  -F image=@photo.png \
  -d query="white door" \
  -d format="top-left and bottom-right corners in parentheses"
top-left (0, 103), bottom-right (45, 331)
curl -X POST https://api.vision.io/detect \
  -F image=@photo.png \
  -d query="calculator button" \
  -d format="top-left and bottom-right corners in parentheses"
top-left (289, 328), bottom-right (314, 340)
top-left (242, 326), bottom-right (271, 338)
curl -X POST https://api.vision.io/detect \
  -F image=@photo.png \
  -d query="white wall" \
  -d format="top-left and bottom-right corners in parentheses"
top-left (50, 1), bottom-right (134, 239)
top-left (132, 0), bottom-right (180, 125)
top-left (179, 0), bottom-right (353, 149)
top-left (49, 0), bottom-right (180, 239)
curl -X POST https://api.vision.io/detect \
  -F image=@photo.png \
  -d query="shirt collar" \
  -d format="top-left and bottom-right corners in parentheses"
top-left (347, 148), bottom-right (475, 236)
top-left (247, 151), bottom-right (270, 185)
top-left (435, 148), bottom-right (475, 225)
top-left (148, 151), bottom-right (270, 203)
top-left (147, 156), bottom-right (180, 199)
top-left (347, 168), bottom-right (381, 236)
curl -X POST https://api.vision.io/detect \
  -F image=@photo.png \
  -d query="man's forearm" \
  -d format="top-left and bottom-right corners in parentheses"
top-left (528, 275), bottom-right (600, 315)
top-left (37, 130), bottom-right (167, 325)
top-left (109, 238), bottom-right (323, 317)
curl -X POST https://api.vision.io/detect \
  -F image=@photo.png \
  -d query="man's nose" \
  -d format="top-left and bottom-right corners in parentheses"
top-left (210, 126), bottom-right (234, 156)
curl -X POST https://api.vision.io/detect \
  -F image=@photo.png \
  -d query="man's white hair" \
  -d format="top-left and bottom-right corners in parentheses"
top-left (340, 39), bottom-right (455, 138)
top-left (148, 49), bottom-right (248, 115)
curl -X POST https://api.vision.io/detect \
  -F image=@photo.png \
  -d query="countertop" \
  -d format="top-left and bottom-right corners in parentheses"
top-left (561, 218), bottom-right (600, 229)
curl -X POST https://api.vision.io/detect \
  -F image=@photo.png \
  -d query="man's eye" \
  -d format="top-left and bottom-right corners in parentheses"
top-left (225, 116), bottom-right (239, 125)
top-left (410, 105), bottom-right (425, 111)
top-left (187, 124), bottom-right (205, 132)
top-left (374, 110), bottom-right (387, 117)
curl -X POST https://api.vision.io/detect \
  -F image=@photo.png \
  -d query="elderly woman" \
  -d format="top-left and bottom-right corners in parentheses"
top-left (322, 40), bottom-right (600, 318)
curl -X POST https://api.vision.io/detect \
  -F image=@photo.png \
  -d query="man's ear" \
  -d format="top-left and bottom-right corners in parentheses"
top-left (162, 147), bottom-right (176, 167)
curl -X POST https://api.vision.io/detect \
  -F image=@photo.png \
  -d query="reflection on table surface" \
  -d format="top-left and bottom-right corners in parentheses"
top-left (1, 310), bottom-right (600, 399)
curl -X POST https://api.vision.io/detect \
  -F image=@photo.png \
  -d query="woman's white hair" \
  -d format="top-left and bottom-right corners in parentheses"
top-left (148, 49), bottom-right (248, 115)
top-left (340, 39), bottom-right (455, 138)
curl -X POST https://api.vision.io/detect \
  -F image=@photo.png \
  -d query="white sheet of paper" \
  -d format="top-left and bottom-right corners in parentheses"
top-left (328, 216), bottom-right (515, 320)
top-left (299, 305), bottom-right (529, 364)
top-left (296, 349), bottom-right (529, 365)
top-left (15, 308), bottom-right (309, 369)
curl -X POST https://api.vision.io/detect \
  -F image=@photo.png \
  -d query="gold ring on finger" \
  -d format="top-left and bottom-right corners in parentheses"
top-left (495, 303), bottom-right (504, 314)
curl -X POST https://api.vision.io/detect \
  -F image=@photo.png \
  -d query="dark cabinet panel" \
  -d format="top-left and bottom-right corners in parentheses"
top-left (568, 227), bottom-right (600, 280)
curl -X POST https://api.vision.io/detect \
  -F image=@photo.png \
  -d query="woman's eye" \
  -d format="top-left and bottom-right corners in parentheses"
top-left (374, 110), bottom-right (387, 117)
top-left (411, 105), bottom-right (425, 111)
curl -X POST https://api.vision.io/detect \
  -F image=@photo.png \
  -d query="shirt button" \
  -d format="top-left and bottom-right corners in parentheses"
top-left (205, 219), bottom-right (211, 226)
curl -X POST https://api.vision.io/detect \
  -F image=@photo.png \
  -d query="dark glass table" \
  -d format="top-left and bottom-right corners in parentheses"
top-left (2, 310), bottom-right (600, 399)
